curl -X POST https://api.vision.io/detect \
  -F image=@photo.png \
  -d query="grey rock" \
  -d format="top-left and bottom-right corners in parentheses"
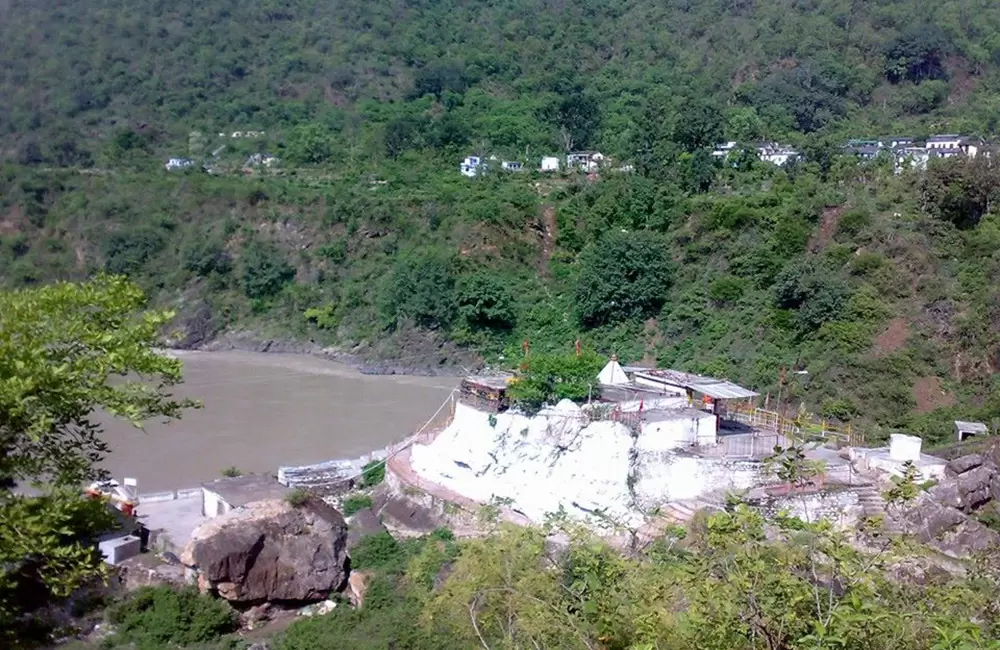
top-left (379, 496), bottom-right (444, 534)
top-left (181, 498), bottom-right (347, 604)
top-left (903, 499), bottom-right (967, 541)
top-left (928, 464), bottom-right (996, 512)
top-left (346, 508), bottom-right (387, 551)
top-left (946, 454), bottom-right (983, 476)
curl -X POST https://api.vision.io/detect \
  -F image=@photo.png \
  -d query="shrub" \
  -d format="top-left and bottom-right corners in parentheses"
top-left (708, 275), bottom-right (746, 304)
top-left (105, 586), bottom-right (236, 648)
top-left (351, 531), bottom-right (404, 571)
top-left (286, 488), bottom-right (311, 507)
top-left (220, 466), bottom-right (242, 478)
top-left (361, 460), bottom-right (385, 487)
top-left (342, 493), bottom-right (374, 516)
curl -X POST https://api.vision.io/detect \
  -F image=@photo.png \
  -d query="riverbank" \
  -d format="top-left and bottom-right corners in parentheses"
top-left (179, 329), bottom-right (482, 378)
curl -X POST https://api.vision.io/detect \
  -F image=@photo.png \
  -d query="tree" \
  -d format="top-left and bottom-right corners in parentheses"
top-left (456, 273), bottom-right (516, 331)
top-left (507, 351), bottom-right (605, 412)
top-left (241, 241), bottom-right (296, 299)
top-left (921, 156), bottom-right (1000, 229)
top-left (102, 227), bottom-right (165, 276)
top-left (0, 276), bottom-right (196, 640)
top-left (555, 92), bottom-right (601, 152)
top-left (884, 25), bottom-right (948, 83)
top-left (286, 124), bottom-right (334, 164)
top-left (384, 116), bottom-right (426, 159)
top-left (411, 61), bottom-right (468, 99)
top-left (575, 231), bottom-right (673, 327)
top-left (773, 259), bottom-right (849, 331)
top-left (673, 100), bottom-right (724, 153)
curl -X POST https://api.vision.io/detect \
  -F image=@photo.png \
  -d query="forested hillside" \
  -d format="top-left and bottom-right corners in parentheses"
top-left (6, 0), bottom-right (1000, 159)
top-left (3, 0), bottom-right (1000, 444)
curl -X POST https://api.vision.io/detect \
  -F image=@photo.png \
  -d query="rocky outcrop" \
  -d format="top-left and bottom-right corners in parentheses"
top-left (181, 498), bottom-right (348, 604)
top-left (946, 453), bottom-right (984, 476)
top-left (346, 571), bottom-right (371, 608)
top-left (346, 508), bottom-right (387, 551)
top-left (895, 454), bottom-right (1000, 558)
top-left (928, 462), bottom-right (996, 512)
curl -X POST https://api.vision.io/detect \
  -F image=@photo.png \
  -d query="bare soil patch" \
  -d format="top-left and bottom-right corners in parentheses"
top-left (808, 205), bottom-right (844, 252)
top-left (538, 205), bottom-right (557, 278)
top-left (913, 376), bottom-right (956, 414)
top-left (0, 204), bottom-right (25, 234)
top-left (872, 317), bottom-right (909, 357)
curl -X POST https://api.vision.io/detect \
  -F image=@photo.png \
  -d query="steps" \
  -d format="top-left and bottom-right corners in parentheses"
top-left (659, 499), bottom-right (718, 524)
top-left (855, 485), bottom-right (886, 518)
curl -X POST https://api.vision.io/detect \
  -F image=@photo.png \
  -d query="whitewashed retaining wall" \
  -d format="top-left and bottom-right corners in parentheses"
top-left (278, 449), bottom-right (389, 490)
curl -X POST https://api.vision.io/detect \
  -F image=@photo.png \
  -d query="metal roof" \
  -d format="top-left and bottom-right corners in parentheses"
top-left (631, 368), bottom-right (759, 399)
top-left (954, 421), bottom-right (989, 434)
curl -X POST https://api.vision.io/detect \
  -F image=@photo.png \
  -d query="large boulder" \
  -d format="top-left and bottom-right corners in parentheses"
top-left (181, 498), bottom-right (347, 604)
top-left (928, 463), bottom-right (996, 512)
top-left (946, 454), bottom-right (983, 476)
top-left (898, 496), bottom-right (1000, 558)
top-left (346, 508), bottom-right (386, 552)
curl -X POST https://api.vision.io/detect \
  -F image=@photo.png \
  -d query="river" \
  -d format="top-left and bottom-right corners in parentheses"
top-left (97, 351), bottom-right (460, 492)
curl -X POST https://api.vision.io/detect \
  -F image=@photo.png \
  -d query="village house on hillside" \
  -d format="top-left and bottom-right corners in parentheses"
top-left (566, 151), bottom-right (605, 172)
top-left (244, 153), bottom-right (279, 168)
top-left (711, 141), bottom-right (801, 166)
top-left (844, 134), bottom-right (986, 173)
top-left (165, 157), bottom-right (195, 171)
top-left (540, 156), bottom-right (560, 172)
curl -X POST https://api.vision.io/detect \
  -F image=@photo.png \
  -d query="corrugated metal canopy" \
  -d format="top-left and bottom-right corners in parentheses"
top-left (954, 420), bottom-right (989, 434)
top-left (632, 368), bottom-right (759, 399)
top-left (689, 380), bottom-right (759, 399)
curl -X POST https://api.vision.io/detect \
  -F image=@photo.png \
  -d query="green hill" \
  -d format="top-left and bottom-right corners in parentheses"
top-left (3, 0), bottom-right (1000, 444)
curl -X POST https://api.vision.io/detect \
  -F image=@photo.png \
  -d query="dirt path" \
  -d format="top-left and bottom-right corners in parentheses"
top-left (538, 205), bottom-right (557, 278)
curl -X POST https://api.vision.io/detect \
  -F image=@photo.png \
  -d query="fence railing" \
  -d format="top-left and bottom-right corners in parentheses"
top-left (719, 403), bottom-right (864, 447)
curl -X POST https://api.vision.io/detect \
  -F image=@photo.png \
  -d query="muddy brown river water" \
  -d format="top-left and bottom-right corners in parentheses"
top-left (97, 351), bottom-right (460, 492)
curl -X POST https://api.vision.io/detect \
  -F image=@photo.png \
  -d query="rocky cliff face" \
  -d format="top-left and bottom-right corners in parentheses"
top-left (181, 498), bottom-right (348, 604)
top-left (894, 452), bottom-right (1000, 558)
top-left (409, 400), bottom-right (773, 527)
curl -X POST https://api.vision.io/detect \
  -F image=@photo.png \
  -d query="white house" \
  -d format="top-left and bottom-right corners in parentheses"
top-left (566, 151), bottom-right (605, 172)
top-left (540, 156), bottom-right (560, 172)
top-left (894, 147), bottom-right (930, 173)
top-left (756, 144), bottom-right (800, 166)
top-left (501, 160), bottom-right (523, 171)
top-left (711, 141), bottom-right (738, 159)
top-left (926, 134), bottom-right (963, 150)
top-left (165, 157), bottom-right (195, 171)
top-left (639, 409), bottom-right (719, 449)
top-left (460, 155), bottom-right (483, 177)
top-left (245, 153), bottom-right (280, 168)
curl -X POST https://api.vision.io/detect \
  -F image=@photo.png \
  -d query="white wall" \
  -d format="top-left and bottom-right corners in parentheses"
top-left (636, 413), bottom-right (717, 451)
top-left (632, 453), bottom-right (763, 510)
top-left (411, 401), bottom-right (761, 524)
top-left (202, 489), bottom-right (231, 518)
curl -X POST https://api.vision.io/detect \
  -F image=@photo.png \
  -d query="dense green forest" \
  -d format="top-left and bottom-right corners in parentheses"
top-left (4, 0), bottom-right (1000, 443)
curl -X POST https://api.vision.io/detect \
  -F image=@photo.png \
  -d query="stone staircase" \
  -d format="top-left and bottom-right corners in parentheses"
top-left (659, 498), bottom-right (719, 524)
top-left (855, 484), bottom-right (886, 518)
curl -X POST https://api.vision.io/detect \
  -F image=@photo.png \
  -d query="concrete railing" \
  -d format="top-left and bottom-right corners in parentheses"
top-left (137, 488), bottom-right (202, 503)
